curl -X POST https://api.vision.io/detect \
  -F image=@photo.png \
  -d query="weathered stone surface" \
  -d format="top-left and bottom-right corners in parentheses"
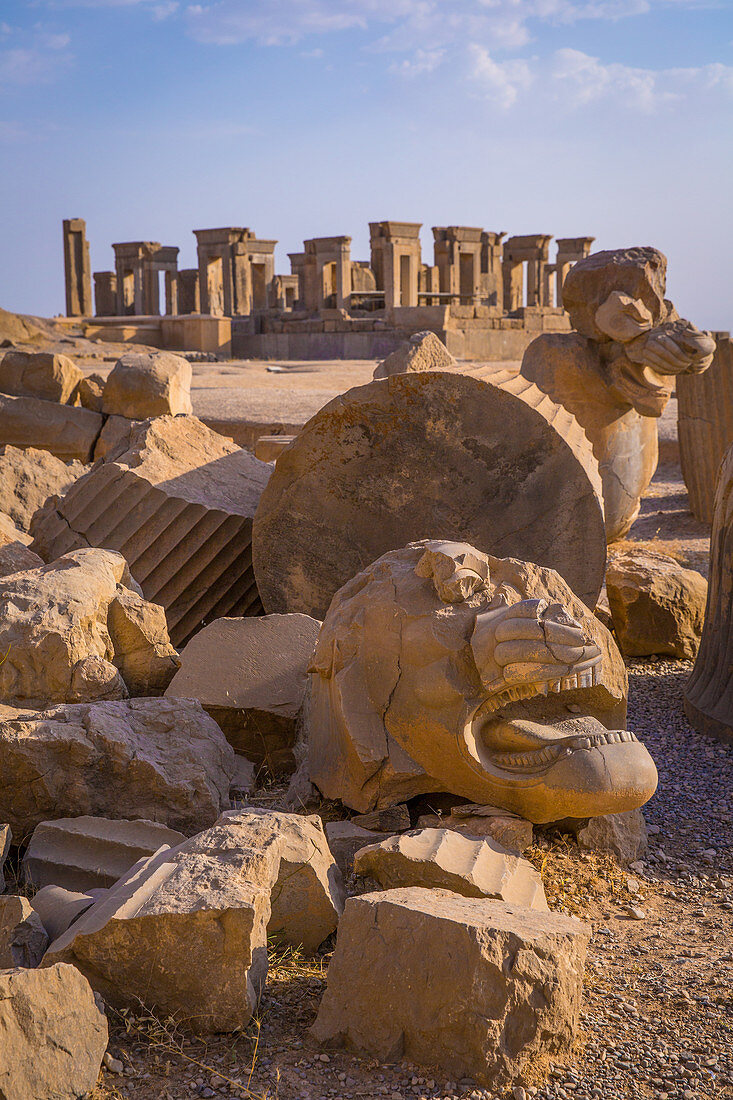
top-left (252, 370), bottom-right (606, 618)
top-left (78, 372), bottom-right (105, 412)
top-left (218, 808), bottom-right (344, 951)
top-left (354, 828), bottom-right (547, 908)
top-left (324, 820), bottom-right (382, 877)
top-left (43, 834), bottom-right (276, 1033)
top-left (351, 805), bottom-right (412, 833)
top-left (575, 809), bottom-right (648, 864)
top-left (23, 815), bottom-right (186, 892)
top-left (0, 697), bottom-right (235, 838)
top-left (92, 413), bottom-right (136, 462)
top-left (373, 330), bottom-right (457, 379)
top-left (0, 894), bottom-right (49, 967)
top-left (311, 887), bottom-right (589, 1086)
top-left (685, 441), bottom-right (733, 744)
top-left (0, 349), bottom-right (83, 404)
top-left (0, 963), bottom-right (107, 1100)
top-left (521, 248), bottom-right (714, 542)
top-left (0, 445), bottom-right (87, 532)
top-left (102, 351), bottom-right (193, 419)
top-left (0, 548), bottom-right (179, 706)
top-left (31, 884), bottom-right (100, 942)
top-left (166, 614), bottom-right (320, 773)
top-left (0, 391), bottom-right (102, 462)
top-left (254, 434), bottom-right (296, 462)
top-left (0, 539), bottom-right (42, 576)
top-left (108, 587), bottom-right (181, 695)
top-left (31, 415), bottom-right (271, 646)
top-left (0, 511), bottom-right (30, 546)
top-left (606, 549), bottom-right (707, 658)
top-left (678, 332), bottom-right (733, 524)
top-left (0, 822), bottom-right (10, 891)
top-left (417, 807), bottom-right (534, 853)
top-left (305, 540), bottom-right (656, 823)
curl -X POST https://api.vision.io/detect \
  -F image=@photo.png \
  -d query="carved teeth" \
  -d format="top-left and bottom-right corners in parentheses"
top-left (489, 728), bottom-right (640, 770)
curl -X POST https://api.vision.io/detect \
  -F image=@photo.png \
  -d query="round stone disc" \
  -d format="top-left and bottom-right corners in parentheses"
top-left (252, 370), bottom-right (606, 617)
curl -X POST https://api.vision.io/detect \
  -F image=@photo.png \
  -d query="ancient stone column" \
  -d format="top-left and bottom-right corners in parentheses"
top-left (685, 441), bottom-right (733, 744)
top-left (677, 332), bottom-right (733, 523)
top-left (93, 272), bottom-right (117, 317)
top-left (62, 219), bottom-right (92, 317)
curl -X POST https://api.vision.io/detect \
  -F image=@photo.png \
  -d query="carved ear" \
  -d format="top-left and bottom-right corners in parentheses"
top-left (415, 541), bottom-right (490, 603)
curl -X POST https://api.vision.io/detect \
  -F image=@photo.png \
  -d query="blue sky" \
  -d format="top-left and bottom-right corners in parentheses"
top-left (1, 0), bottom-right (731, 328)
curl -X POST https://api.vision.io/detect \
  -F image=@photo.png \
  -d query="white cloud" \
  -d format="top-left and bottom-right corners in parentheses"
top-left (468, 45), bottom-right (534, 107)
top-left (390, 47), bottom-right (445, 77)
top-left (0, 27), bottom-right (73, 86)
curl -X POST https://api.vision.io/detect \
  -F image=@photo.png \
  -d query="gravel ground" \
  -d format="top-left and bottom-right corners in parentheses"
top-left (92, 657), bottom-right (733, 1100)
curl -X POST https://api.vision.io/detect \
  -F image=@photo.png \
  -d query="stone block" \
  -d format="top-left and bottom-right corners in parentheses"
top-left (102, 350), bottom-right (193, 419)
top-left (373, 331), bottom-right (457, 379)
top-left (0, 894), bottom-right (48, 967)
top-left (0, 539), bottom-right (42, 576)
top-left (23, 815), bottom-right (186, 892)
top-left (0, 445), bottom-right (87, 532)
top-left (0, 697), bottom-right (235, 838)
top-left (166, 614), bottom-right (320, 773)
top-left (606, 548), bottom-right (707, 658)
top-left (0, 391), bottom-right (102, 462)
top-left (31, 884), bottom-right (100, 942)
top-left (325, 820), bottom-right (382, 876)
top-left (0, 963), bottom-right (107, 1100)
top-left (108, 586), bottom-right (181, 695)
top-left (311, 887), bottom-right (589, 1087)
top-left (575, 809), bottom-right (648, 864)
top-left (353, 828), bottom-right (547, 908)
top-left (0, 349), bottom-right (83, 404)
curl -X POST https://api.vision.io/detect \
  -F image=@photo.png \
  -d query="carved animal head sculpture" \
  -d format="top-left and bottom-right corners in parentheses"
top-left (562, 247), bottom-right (715, 417)
top-left (305, 540), bottom-right (658, 823)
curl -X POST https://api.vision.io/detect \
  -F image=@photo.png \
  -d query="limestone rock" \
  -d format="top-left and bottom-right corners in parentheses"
top-left (0, 963), bottom-right (108, 1100)
top-left (373, 330), bottom-right (457, 379)
top-left (354, 828), bottom-right (547, 908)
top-left (108, 587), bottom-right (181, 695)
top-left (417, 807), bottom-right (534, 854)
top-left (217, 808), bottom-right (344, 951)
top-left (92, 413), bottom-right (136, 461)
top-left (0, 822), bottom-right (10, 891)
top-left (0, 894), bottom-right (49, 967)
top-left (0, 539), bottom-right (42, 576)
top-left (0, 445), bottom-right (87, 532)
top-left (102, 351), bottom-right (193, 419)
top-left (0, 510), bottom-right (30, 546)
top-left (230, 755), bottom-right (256, 798)
top-left (30, 415), bottom-right (272, 646)
top-left (254, 434), bottom-right (296, 462)
top-left (575, 809), bottom-right (648, 864)
top-left (0, 391), bottom-right (102, 462)
top-left (305, 540), bottom-right (657, 824)
top-left (23, 815), bottom-right (186, 892)
top-left (43, 835), bottom-right (276, 1033)
top-left (77, 372), bottom-right (105, 412)
top-left (311, 887), bottom-right (589, 1087)
top-left (0, 697), bottom-right (235, 838)
top-left (166, 614), bottom-right (321, 773)
top-left (31, 884), bottom-right (100, 942)
top-left (325, 820), bottom-right (383, 876)
top-left (0, 349), bottom-right (83, 404)
top-left (252, 370), bottom-right (606, 618)
top-left (0, 548), bottom-right (179, 706)
top-left (678, 332), bottom-right (733, 524)
top-left (351, 805), bottom-right (412, 833)
top-left (606, 549), bottom-right (707, 659)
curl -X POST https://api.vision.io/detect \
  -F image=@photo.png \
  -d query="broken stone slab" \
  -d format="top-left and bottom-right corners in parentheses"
top-left (0, 962), bottom-right (108, 1100)
top-left (353, 828), bottom-right (547, 909)
top-left (0, 697), bottom-right (236, 839)
top-left (0, 445), bottom-right (88, 532)
top-left (575, 809), bottom-right (649, 864)
top-left (42, 836), bottom-right (277, 1033)
top-left (0, 821), bottom-right (10, 890)
top-left (0, 391), bottom-right (103, 462)
top-left (373, 330), bottom-right (457, 379)
top-left (217, 808), bottom-right (344, 952)
top-left (252, 369), bottom-right (606, 619)
top-left (108, 586), bottom-right (181, 695)
top-left (606, 548), bottom-right (707, 659)
top-left (0, 510), bottom-right (30, 546)
top-left (0, 894), bottom-right (49, 967)
top-left (311, 887), bottom-right (589, 1087)
top-left (0, 538), bottom-right (42, 577)
top-left (77, 372), bottom-right (105, 412)
top-left (0, 547), bottom-right (179, 707)
top-left (166, 613), bottom-right (321, 774)
top-left (0, 349), bottom-right (84, 404)
top-left (416, 811), bottom-right (534, 853)
top-left (325, 820), bottom-right (383, 877)
top-left (31, 884), bottom-right (102, 942)
top-left (92, 413), bottom-right (137, 462)
top-left (305, 540), bottom-right (655, 823)
top-left (30, 415), bottom-right (272, 647)
top-left (102, 350), bottom-right (193, 419)
top-left (23, 815), bottom-right (187, 892)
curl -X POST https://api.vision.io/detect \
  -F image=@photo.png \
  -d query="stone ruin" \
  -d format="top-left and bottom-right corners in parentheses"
top-left (0, 237), bottom-right (726, 1097)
